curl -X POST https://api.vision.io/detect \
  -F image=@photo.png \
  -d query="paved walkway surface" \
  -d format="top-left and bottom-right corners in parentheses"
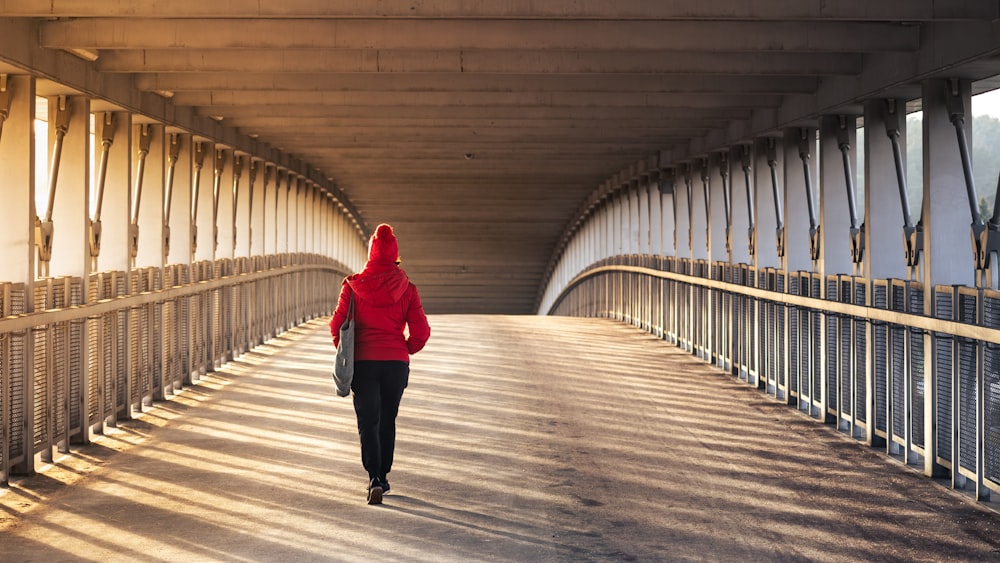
top-left (2, 315), bottom-right (1000, 562)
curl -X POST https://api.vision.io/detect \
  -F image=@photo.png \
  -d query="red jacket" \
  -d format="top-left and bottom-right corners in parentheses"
top-left (330, 262), bottom-right (430, 362)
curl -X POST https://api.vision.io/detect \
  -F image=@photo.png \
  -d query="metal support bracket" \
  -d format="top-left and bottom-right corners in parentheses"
top-left (719, 152), bottom-right (732, 256)
top-left (835, 116), bottom-right (865, 266)
top-left (163, 134), bottom-right (181, 257)
top-left (884, 99), bottom-right (922, 269)
top-left (212, 149), bottom-right (226, 252)
top-left (38, 96), bottom-right (72, 272)
top-left (35, 218), bottom-right (54, 264)
top-left (91, 112), bottom-right (117, 261)
top-left (0, 74), bottom-right (11, 145)
top-left (944, 79), bottom-right (994, 277)
top-left (766, 138), bottom-right (785, 258)
top-left (701, 158), bottom-right (711, 254)
top-left (798, 128), bottom-right (821, 261)
top-left (129, 124), bottom-right (153, 260)
top-left (191, 142), bottom-right (206, 256)
top-left (231, 154), bottom-right (244, 250)
top-left (683, 165), bottom-right (694, 254)
top-left (247, 158), bottom-right (260, 252)
top-left (741, 145), bottom-right (756, 259)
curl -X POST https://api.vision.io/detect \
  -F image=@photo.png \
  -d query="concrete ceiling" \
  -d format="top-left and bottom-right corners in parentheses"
top-left (2, 2), bottom-right (1000, 313)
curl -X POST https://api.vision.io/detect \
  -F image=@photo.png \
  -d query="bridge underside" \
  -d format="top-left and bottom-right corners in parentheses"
top-left (4, 4), bottom-right (1000, 312)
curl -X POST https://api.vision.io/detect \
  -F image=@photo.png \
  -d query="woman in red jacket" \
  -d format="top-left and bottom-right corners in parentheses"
top-left (330, 224), bottom-right (430, 505)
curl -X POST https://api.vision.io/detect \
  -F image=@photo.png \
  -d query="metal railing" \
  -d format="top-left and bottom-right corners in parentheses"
top-left (548, 255), bottom-right (1000, 503)
top-left (0, 254), bottom-right (348, 483)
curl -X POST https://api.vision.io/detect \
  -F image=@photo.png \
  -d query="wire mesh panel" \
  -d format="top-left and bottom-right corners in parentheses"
top-left (720, 264), bottom-right (732, 372)
top-left (788, 274), bottom-right (801, 400)
top-left (731, 265), bottom-right (746, 381)
top-left (889, 280), bottom-right (907, 447)
top-left (85, 275), bottom-right (102, 431)
top-left (873, 280), bottom-right (889, 438)
top-left (1, 283), bottom-right (28, 479)
top-left (934, 286), bottom-right (955, 467)
top-left (984, 289), bottom-right (1000, 490)
top-left (839, 276), bottom-right (852, 424)
top-left (50, 279), bottom-right (68, 448)
top-left (114, 273), bottom-right (128, 421)
top-left (711, 262), bottom-right (724, 369)
top-left (67, 278), bottom-right (84, 441)
top-left (957, 288), bottom-right (980, 476)
top-left (763, 268), bottom-right (777, 395)
top-left (825, 275), bottom-right (840, 417)
top-left (853, 278), bottom-right (868, 429)
top-left (810, 274), bottom-right (823, 417)
top-left (150, 269), bottom-right (164, 400)
top-left (31, 282), bottom-right (50, 454)
top-left (909, 282), bottom-right (926, 452)
top-left (775, 272), bottom-right (787, 400)
top-left (747, 266), bottom-right (759, 387)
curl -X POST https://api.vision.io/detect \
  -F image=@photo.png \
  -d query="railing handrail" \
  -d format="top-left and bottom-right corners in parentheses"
top-left (554, 262), bottom-right (1000, 345)
top-left (0, 261), bottom-right (347, 334)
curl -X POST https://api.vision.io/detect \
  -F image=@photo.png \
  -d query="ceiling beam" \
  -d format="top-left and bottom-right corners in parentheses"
top-left (194, 105), bottom-right (754, 120)
top-left (98, 49), bottom-right (864, 76)
top-left (134, 73), bottom-right (819, 94)
top-left (40, 20), bottom-right (919, 52)
top-left (7, 0), bottom-right (994, 20)
top-left (171, 91), bottom-right (785, 108)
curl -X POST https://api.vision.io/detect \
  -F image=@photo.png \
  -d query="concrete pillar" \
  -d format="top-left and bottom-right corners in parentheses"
top-left (192, 142), bottom-right (215, 263)
top-left (691, 159), bottom-right (710, 261)
top-left (275, 169), bottom-right (288, 254)
top-left (922, 79), bottom-right (976, 288)
top-left (165, 133), bottom-right (192, 266)
top-left (675, 167), bottom-right (692, 261)
top-left (819, 114), bottom-right (857, 277)
top-left (0, 75), bottom-right (35, 476)
top-left (864, 100), bottom-right (910, 281)
top-left (784, 127), bottom-right (818, 273)
top-left (132, 123), bottom-right (165, 269)
top-left (709, 152), bottom-right (730, 264)
top-left (730, 146), bottom-right (753, 266)
top-left (638, 178), bottom-right (650, 255)
top-left (647, 175), bottom-right (661, 256)
top-left (90, 112), bottom-right (130, 274)
top-left (262, 165), bottom-right (275, 256)
top-left (0, 74), bottom-right (34, 286)
top-left (215, 148), bottom-right (235, 260)
top-left (232, 153), bottom-right (250, 258)
top-left (47, 95), bottom-right (91, 279)
top-left (660, 173), bottom-right (675, 257)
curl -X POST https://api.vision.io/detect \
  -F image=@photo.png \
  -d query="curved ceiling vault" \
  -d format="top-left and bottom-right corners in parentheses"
top-left (1, 2), bottom-right (1000, 313)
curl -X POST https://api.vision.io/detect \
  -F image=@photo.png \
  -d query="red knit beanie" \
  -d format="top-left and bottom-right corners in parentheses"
top-left (368, 223), bottom-right (399, 265)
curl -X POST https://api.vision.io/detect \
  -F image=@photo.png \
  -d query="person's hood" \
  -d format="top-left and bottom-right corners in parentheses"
top-left (347, 263), bottom-right (410, 306)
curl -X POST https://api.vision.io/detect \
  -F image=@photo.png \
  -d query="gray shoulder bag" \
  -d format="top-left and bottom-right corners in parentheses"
top-left (332, 290), bottom-right (355, 397)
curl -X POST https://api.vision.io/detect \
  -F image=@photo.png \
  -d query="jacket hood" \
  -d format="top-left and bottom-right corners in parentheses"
top-left (347, 263), bottom-right (410, 306)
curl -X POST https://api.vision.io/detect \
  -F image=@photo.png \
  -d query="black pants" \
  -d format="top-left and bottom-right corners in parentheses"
top-left (351, 360), bottom-right (409, 480)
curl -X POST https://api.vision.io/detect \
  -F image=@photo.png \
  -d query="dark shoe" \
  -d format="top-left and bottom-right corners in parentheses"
top-left (379, 476), bottom-right (390, 494)
top-left (367, 478), bottom-right (383, 505)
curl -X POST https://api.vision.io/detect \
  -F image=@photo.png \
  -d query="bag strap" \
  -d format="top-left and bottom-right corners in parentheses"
top-left (345, 285), bottom-right (355, 322)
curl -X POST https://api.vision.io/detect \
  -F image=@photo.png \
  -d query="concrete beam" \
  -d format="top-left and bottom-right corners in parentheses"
top-left (99, 49), bottom-right (864, 76)
top-left (8, 0), bottom-right (994, 20)
top-left (190, 105), bottom-right (754, 120)
top-left (133, 73), bottom-right (819, 95)
top-left (170, 91), bottom-right (785, 109)
top-left (40, 20), bottom-right (919, 52)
